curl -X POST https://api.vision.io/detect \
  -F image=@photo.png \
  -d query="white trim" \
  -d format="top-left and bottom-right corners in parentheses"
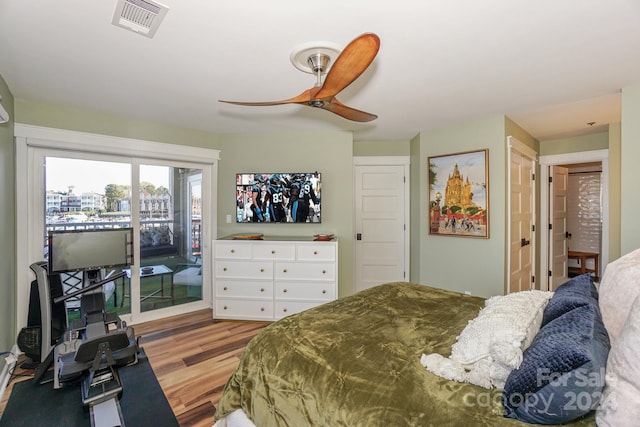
top-left (539, 150), bottom-right (609, 290)
top-left (14, 123), bottom-right (220, 163)
top-left (0, 345), bottom-right (20, 404)
top-left (539, 150), bottom-right (608, 167)
top-left (352, 156), bottom-right (411, 293)
top-left (15, 125), bottom-right (219, 332)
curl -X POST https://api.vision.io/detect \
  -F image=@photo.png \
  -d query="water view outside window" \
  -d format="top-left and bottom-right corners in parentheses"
top-left (44, 157), bottom-right (203, 317)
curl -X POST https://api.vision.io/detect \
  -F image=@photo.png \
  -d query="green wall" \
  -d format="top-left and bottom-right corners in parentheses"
top-left (15, 98), bottom-right (219, 148)
top-left (621, 85), bottom-right (640, 254)
top-left (539, 131), bottom-right (609, 156)
top-left (0, 76), bottom-right (15, 357)
top-left (5, 82), bottom-right (640, 349)
top-left (13, 100), bottom-right (358, 298)
top-left (505, 116), bottom-right (540, 153)
top-left (411, 115), bottom-right (509, 297)
top-left (216, 131), bottom-right (355, 297)
top-left (353, 139), bottom-right (410, 156)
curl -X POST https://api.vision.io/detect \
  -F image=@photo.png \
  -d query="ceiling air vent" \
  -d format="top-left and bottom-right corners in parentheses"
top-left (112, 0), bottom-right (169, 38)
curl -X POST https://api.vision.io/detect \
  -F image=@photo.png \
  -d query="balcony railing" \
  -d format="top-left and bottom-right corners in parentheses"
top-left (44, 218), bottom-right (201, 258)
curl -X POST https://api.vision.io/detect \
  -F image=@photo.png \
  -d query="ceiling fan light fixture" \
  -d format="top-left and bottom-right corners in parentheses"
top-left (307, 53), bottom-right (331, 73)
top-left (290, 41), bottom-right (342, 74)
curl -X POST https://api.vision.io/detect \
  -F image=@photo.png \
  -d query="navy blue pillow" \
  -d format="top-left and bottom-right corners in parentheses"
top-left (502, 303), bottom-right (610, 424)
top-left (542, 274), bottom-right (598, 326)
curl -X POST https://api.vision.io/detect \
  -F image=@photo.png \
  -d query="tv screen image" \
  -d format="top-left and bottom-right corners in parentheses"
top-left (236, 173), bottom-right (321, 223)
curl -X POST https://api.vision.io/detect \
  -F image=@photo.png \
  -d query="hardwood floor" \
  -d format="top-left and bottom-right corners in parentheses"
top-left (0, 309), bottom-right (268, 427)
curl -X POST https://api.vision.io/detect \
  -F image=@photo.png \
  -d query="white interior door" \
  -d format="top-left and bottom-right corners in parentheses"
top-left (550, 166), bottom-right (569, 290)
top-left (539, 150), bottom-right (609, 291)
top-left (507, 137), bottom-right (536, 293)
top-left (509, 143), bottom-right (535, 293)
top-left (354, 160), bottom-right (409, 292)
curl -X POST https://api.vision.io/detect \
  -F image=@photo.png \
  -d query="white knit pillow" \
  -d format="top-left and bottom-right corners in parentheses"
top-left (596, 293), bottom-right (640, 426)
top-left (598, 248), bottom-right (640, 344)
top-left (421, 290), bottom-right (553, 389)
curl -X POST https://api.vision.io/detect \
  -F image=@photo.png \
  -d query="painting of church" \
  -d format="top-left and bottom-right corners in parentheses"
top-left (428, 149), bottom-right (488, 238)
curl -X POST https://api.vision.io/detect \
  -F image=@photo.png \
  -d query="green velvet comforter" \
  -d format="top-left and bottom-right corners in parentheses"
top-left (215, 282), bottom-right (596, 426)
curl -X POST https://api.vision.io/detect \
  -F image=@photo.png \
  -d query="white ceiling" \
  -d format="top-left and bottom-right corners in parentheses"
top-left (1, 1), bottom-right (638, 142)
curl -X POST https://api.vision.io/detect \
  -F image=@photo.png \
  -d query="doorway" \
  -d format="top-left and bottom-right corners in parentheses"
top-left (539, 150), bottom-right (609, 291)
top-left (353, 157), bottom-right (410, 293)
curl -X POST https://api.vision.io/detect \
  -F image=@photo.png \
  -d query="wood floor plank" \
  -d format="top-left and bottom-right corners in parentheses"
top-left (137, 310), bottom-right (267, 426)
top-left (0, 309), bottom-right (268, 427)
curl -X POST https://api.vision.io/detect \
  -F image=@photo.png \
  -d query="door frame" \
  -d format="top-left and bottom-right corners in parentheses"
top-left (14, 124), bottom-right (220, 333)
top-left (506, 136), bottom-right (538, 293)
top-left (539, 149), bottom-right (609, 290)
top-left (352, 156), bottom-right (410, 293)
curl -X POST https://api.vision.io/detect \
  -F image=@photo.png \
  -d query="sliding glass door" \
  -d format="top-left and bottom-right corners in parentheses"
top-left (39, 151), bottom-right (208, 321)
top-left (135, 164), bottom-right (204, 313)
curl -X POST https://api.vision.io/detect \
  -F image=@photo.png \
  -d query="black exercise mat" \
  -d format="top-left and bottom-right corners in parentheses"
top-left (1, 348), bottom-right (179, 427)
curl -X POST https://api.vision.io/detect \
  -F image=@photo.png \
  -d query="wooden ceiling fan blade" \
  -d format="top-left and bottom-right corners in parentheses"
top-left (219, 88), bottom-right (314, 106)
top-left (322, 98), bottom-right (377, 122)
top-left (314, 33), bottom-right (380, 99)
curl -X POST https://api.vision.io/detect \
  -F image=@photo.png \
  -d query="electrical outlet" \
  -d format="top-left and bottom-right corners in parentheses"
top-left (226, 214), bottom-right (232, 223)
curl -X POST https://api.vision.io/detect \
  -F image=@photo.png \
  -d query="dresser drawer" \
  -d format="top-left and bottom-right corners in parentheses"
top-left (274, 301), bottom-right (325, 319)
top-left (275, 281), bottom-right (336, 301)
top-left (296, 243), bottom-right (336, 261)
top-left (215, 260), bottom-right (273, 279)
top-left (216, 280), bottom-right (272, 299)
top-left (252, 243), bottom-right (296, 260)
top-left (275, 262), bottom-right (335, 280)
top-left (214, 242), bottom-right (252, 259)
top-left (215, 299), bottom-right (273, 320)
top-left (213, 238), bottom-right (337, 322)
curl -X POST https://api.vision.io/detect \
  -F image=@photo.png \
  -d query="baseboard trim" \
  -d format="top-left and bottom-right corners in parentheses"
top-left (0, 345), bottom-right (20, 404)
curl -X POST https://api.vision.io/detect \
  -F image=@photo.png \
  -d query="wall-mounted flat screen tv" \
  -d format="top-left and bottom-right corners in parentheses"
top-left (236, 173), bottom-right (321, 223)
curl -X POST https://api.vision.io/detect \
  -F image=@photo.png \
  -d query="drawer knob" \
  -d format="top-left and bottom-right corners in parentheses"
top-left (260, 288), bottom-right (265, 292)
top-left (283, 289), bottom-right (288, 293)
top-left (223, 286), bottom-right (228, 291)
top-left (223, 267), bottom-right (227, 271)
top-left (230, 249), bottom-right (235, 253)
top-left (322, 289), bottom-right (327, 294)
top-left (314, 251), bottom-right (318, 255)
top-left (260, 268), bottom-right (264, 272)
top-left (283, 269), bottom-right (287, 273)
top-left (223, 306), bottom-right (228, 310)
top-left (261, 307), bottom-right (265, 312)
top-left (271, 250), bottom-right (276, 254)
top-left (283, 308), bottom-right (287, 313)
top-left (322, 270), bottom-right (326, 274)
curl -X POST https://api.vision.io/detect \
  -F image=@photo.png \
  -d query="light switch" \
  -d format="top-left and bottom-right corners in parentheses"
top-left (226, 214), bottom-right (232, 223)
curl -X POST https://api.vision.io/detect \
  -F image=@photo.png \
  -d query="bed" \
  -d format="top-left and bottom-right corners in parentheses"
top-left (213, 249), bottom-right (640, 427)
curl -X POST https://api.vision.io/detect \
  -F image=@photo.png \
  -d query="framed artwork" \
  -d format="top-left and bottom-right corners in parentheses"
top-left (428, 149), bottom-right (489, 238)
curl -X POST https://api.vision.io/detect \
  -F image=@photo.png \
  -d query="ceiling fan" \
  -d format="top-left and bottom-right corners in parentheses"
top-left (219, 33), bottom-right (380, 122)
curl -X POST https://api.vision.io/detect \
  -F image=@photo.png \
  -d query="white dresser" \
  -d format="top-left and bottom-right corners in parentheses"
top-left (213, 237), bottom-right (338, 320)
